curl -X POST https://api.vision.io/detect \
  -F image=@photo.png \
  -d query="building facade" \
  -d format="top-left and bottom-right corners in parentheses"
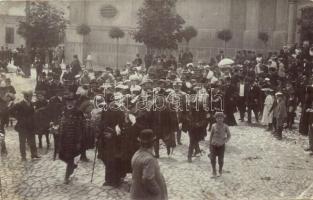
top-left (65, 0), bottom-right (313, 68)
top-left (0, 15), bottom-right (25, 50)
top-left (1, 0), bottom-right (313, 67)
top-left (0, 0), bottom-right (26, 50)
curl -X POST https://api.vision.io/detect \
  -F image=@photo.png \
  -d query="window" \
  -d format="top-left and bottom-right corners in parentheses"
top-left (5, 27), bottom-right (14, 44)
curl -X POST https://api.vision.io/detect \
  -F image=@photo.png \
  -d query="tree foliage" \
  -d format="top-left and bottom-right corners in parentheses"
top-left (258, 32), bottom-right (269, 44)
top-left (17, 1), bottom-right (67, 48)
top-left (182, 26), bottom-right (198, 44)
top-left (133, 0), bottom-right (185, 50)
top-left (109, 27), bottom-right (125, 39)
top-left (77, 24), bottom-right (91, 35)
top-left (217, 29), bottom-right (233, 43)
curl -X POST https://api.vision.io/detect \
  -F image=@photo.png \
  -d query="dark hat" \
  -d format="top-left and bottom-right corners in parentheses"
top-left (63, 92), bottom-right (77, 101)
top-left (35, 90), bottom-right (46, 96)
top-left (138, 129), bottom-right (156, 144)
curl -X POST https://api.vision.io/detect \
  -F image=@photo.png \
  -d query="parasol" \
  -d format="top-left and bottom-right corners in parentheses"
top-left (218, 58), bottom-right (234, 68)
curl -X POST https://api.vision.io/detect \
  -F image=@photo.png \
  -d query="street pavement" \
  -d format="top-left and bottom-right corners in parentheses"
top-left (1, 71), bottom-right (313, 200)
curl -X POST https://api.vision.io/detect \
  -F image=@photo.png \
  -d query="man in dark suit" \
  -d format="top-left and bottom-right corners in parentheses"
top-left (0, 85), bottom-right (9, 155)
top-left (10, 90), bottom-right (40, 161)
top-left (70, 55), bottom-right (81, 77)
top-left (236, 77), bottom-right (249, 121)
top-left (216, 50), bottom-right (225, 63)
top-left (247, 80), bottom-right (261, 123)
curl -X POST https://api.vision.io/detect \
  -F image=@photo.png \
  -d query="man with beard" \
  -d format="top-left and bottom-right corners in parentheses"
top-left (59, 92), bottom-right (85, 184)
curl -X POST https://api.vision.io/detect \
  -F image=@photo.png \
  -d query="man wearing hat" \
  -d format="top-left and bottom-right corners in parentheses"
top-left (97, 95), bottom-right (126, 187)
top-left (58, 92), bottom-right (86, 184)
top-left (10, 90), bottom-right (40, 161)
top-left (33, 90), bottom-right (50, 149)
top-left (0, 83), bottom-right (9, 154)
top-left (130, 129), bottom-right (168, 200)
top-left (272, 92), bottom-right (287, 140)
top-left (70, 55), bottom-right (81, 77)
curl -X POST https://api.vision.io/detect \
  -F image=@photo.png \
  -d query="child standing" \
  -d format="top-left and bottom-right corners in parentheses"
top-left (209, 112), bottom-right (231, 178)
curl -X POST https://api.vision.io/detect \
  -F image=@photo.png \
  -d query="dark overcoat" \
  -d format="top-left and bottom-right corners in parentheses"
top-left (59, 109), bottom-right (85, 161)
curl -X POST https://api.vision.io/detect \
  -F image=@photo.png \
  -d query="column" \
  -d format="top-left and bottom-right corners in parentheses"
top-left (273, 0), bottom-right (288, 49)
top-left (243, 0), bottom-right (260, 49)
top-left (287, 0), bottom-right (297, 46)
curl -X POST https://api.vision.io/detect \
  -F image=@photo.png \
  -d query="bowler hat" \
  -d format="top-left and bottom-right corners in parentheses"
top-left (138, 129), bottom-right (156, 144)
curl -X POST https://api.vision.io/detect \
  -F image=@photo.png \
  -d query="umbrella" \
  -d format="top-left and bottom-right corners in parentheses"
top-left (218, 58), bottom-right (234, 68)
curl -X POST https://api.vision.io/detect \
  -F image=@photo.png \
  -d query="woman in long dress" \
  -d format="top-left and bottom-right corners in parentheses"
top-left (262, 90), bottom-right (274, 131)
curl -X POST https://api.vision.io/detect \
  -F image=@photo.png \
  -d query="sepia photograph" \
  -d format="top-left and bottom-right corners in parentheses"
top-left (0, 0), bottom-right (313, 199)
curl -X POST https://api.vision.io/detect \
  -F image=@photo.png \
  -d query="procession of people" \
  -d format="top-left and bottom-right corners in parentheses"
top-left (1, 41), bottom-right (313, 199)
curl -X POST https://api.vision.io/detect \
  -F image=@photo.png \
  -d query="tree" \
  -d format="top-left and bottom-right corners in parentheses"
top-left (18, 1), bottom-right (67, 49)
top-left (182, 26), bottom-right (198, 48)
top-left (133, 0), bottom-right (185, 52)
top-left (258, 32), bottom-right (269, 50)
top-left (217, 29), bottom-right (232, 51)
top-left (109, 27), bottom-right (125, 69)
top-left (77, 24), bottom-right (91, 35)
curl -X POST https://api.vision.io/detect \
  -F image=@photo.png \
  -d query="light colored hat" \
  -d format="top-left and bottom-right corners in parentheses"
top-left (204, 65), bottom-right (210, 69)
top-left (129, 74), bottom-right (140, 81)
top-left (130, 85), bottom-right (142, 92)
top-left (210, 76), bottom-right (218, 84)
top-left (186, 82), bottom-right (192, 89)
top-left (114, 92), bottom-right (124, 100)
top-left (86, 55), bottom-right (92, 61)
top-left (187, 63), bottom-right (194, 67)
top-left (275, 92), bottom-right (283, 96)
top-left (206, 70), bottom-right (214, 80)
top-left (115, 84), bottom-right (128, 90)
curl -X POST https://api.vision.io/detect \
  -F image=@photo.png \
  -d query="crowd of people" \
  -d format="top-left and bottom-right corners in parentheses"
top-left (0, 42), bottom-right (313, 199)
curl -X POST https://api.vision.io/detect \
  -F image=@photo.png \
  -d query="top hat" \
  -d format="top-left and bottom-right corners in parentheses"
top-left (138, 129), bottom-right (156, 144)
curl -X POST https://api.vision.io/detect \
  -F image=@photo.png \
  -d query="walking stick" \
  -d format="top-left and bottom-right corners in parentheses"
top-left (90, 145), bottom-right (98, 183)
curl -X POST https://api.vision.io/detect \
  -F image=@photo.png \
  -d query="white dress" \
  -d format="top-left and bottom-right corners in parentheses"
top-left (262, 95), bottom-right (274, 125)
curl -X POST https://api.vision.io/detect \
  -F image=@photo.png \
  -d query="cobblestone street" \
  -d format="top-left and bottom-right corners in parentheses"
top-left (1, 73), bottom-right (313, 200)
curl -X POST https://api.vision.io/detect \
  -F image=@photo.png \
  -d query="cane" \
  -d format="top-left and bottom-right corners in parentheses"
top-left (90, 146), bottom-right (98, 183)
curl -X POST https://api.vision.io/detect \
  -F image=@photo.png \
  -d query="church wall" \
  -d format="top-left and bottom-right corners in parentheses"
top-left (65, 0), bottom-right (294, 67)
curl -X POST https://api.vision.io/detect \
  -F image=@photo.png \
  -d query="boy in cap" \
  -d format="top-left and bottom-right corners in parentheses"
top-left (209, 112), bottom-right (231, 178)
